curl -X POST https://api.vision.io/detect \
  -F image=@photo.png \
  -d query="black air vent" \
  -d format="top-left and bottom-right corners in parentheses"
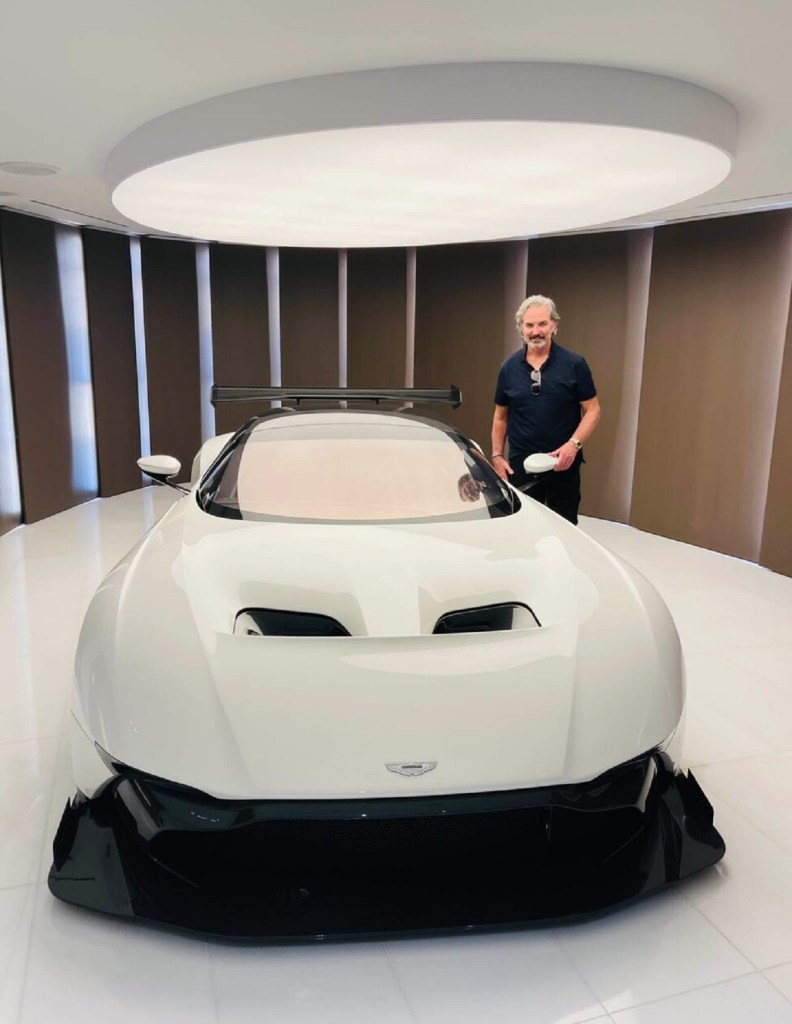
top-left (235, 608), bottom-right (350, 637)
top-left (433, 602), bottom-right (539, 634)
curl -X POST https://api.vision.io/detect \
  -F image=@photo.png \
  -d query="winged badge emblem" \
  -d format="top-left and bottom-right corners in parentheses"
top-left (385, 762), bottom-right (437, 777)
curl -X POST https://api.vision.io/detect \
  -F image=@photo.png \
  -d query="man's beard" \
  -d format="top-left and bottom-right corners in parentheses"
top-left (527, 337), bottom-right (549, 350)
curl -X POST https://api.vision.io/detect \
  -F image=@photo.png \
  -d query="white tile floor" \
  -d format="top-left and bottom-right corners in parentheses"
top-left (1, 490), bottom-right (792, 1023)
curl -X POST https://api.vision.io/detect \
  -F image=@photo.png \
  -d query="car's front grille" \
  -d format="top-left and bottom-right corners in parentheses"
top-left (49, 754), bottom-right (725, 936)
top-left (148, 802), bottom-right (645, 888)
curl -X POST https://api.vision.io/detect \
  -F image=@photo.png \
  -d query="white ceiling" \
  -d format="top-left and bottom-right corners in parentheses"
top-left (1, 0), bottom-right (790, 241)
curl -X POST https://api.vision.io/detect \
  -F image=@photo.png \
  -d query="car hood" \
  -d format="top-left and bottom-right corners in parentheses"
top-left (178, 500), bottom-right (586, 638)
top-left (74, 493), bottom-right (684, 800)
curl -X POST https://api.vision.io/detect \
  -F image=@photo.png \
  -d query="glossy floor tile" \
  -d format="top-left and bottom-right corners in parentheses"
top-left (18, 887), bottom-right (217, 1024)
top-left (766, 962), bottom-right (792, 1003)
top-left (0, 740), bottom-right (59, 889)
top-left (680, 798), bottom-right (792, 969)
top-left (609, 973), bottom-right (792, 1023)
top-left (209, 943), bottom-right (414, 1024)
top-left (0, 493), bottom-right (791, 1023)
top-left (385, 931), bottom-right (606, 1023)
top-left (552, 890), bottom-right (752, 1014)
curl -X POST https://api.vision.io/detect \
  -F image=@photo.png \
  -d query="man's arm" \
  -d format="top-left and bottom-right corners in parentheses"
top-left (549, 396), bottom-right (602, 471)
top-left (491, 404), bottom-right (512, 479)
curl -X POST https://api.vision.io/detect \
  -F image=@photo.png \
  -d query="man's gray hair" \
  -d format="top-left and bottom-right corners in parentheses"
top-left (514, 295), bottom-right (560, 331)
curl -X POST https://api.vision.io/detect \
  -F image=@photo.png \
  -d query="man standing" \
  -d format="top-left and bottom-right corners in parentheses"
top-left (491, 295), bottom-right (601, 525)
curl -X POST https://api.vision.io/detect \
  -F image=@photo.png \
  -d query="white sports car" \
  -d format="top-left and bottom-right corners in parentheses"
top-left (49, 387), bottom-right (724, 938)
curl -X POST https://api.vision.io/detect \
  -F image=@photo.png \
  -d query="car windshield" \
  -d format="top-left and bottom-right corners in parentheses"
top-left (200, 415), bottom-right (516, 523)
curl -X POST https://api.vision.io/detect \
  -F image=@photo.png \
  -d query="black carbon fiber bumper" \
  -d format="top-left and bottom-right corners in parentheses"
top-left (48, 752), bottom-right (724, 939)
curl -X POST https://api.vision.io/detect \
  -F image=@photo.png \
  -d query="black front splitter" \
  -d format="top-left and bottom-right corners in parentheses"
top-left (48, 753), bottom-right (724, 940)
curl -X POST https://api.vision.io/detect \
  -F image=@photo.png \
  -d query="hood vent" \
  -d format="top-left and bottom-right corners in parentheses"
top-left (434, 603), bottom-right (539, 634)
top-left (235, 608), bottom-right (350, 637)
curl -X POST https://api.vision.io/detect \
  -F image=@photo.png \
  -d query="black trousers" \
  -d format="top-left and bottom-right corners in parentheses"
top-left (508, 454), bottom-right (582, 525)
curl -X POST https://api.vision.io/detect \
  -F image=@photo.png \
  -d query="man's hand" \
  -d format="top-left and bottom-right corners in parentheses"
top-left (492, 454), bottom-right (513, 480)
top-left (548, 441), bottom-right (578, 471)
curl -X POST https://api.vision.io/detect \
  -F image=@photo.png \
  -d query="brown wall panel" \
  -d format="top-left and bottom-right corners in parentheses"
top-left (347, 249), bottom-right (407, 389)
top-left (632, 212), bottom-right (792, 560)
top-left (141, 238), bottom-right (202, 473)
top-left (502, 242), bottom-right (529, 359)
top-left (210, 243), bottom-right (270, 434)
top-left (0, 211), bottom-right (82, 522)
top-left (760, 311), bottom-right (792, 574)
top-left (414, 242), bottom-right (509, 446)
top-left (526, 230), bottom-right (646, 522)
top-left (82, 229), bottom-right (142, 496)
top-left (280, 249), bottom-right (338, 388)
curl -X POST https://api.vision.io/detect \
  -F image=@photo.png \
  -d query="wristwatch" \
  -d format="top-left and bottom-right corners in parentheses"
top-left (570, 437), bottom-right (583, 450)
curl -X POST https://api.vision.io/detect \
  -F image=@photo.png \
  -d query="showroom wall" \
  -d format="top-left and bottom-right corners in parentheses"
top-left (0, 206), bottom-right (790, 576)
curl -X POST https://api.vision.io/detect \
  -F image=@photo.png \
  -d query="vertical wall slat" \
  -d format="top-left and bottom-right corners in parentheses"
top-left (0, 210), bottom-right (78, 522)
top-left (347, 248), bottom-right (407, 389)
top-left (414, 242), bottom-right (508, 446)
top-left (0, 223), bottom-right (21, 536)
top-left (631, 212), bottom-right (792, 560)
top-left (82, 229), bottom-right (142, 496)
top-left (141, 237), bottom-right (202, 473)
top-left (405, 248), bottom-right (416, 388)
top-left (196, 244), bottom-right (216, 442)
top-left (279, 249), bottom-right (338, 388)
top-left (338, 250), bottom-right (348, 387)
top-left (760, 296), bottom-right (792, 574)
top-left (209, 242), bottom-right (270, 434)
top-left (503, 241), bottom-right (529, 360)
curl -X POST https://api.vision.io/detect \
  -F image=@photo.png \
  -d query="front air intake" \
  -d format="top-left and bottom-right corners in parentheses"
top-left (235, 608), bottom-right (351, 637)
top-left (433, 602), bottom-right (540, 634)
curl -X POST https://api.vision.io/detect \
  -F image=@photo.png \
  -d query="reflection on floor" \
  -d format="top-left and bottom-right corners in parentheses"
top-left (2, 489), bottom-right (792, 1023)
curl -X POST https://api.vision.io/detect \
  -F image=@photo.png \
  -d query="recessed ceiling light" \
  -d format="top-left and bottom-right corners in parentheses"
top-left (107, 63), bottom-right (737, 248)
top-left (0, 161), bottom-right (59, 176)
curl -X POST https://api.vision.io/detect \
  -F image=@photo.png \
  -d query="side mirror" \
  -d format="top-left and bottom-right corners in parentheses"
top-left (516, 452), bottom-right (558, 494)
top-left (137, 455), bottom-right (188, 493)
top-left (523, 453), bottom-right (558, 474)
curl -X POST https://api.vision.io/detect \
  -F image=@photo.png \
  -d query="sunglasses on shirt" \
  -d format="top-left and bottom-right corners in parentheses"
top-left (530, 369), bottom-right (541, 396)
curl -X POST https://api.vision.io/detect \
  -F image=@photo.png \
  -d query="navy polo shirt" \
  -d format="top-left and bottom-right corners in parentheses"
top-left (494, 342), bottom-right (596, 456)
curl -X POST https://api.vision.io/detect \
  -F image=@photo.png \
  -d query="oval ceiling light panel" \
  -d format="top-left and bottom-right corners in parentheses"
top-left (107, 63), bottom-right (737, 248)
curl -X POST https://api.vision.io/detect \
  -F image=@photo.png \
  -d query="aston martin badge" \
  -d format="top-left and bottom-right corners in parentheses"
top-left (385, 761), bottom-right (437, 777)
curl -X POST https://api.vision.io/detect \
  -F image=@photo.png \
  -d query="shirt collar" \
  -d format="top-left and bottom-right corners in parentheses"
top-left (522, 340), bottom-right (555, 365)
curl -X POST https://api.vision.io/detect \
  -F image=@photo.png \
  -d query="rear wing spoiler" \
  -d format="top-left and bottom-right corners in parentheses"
top-left (211, 386), bottom-right (462, 408)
